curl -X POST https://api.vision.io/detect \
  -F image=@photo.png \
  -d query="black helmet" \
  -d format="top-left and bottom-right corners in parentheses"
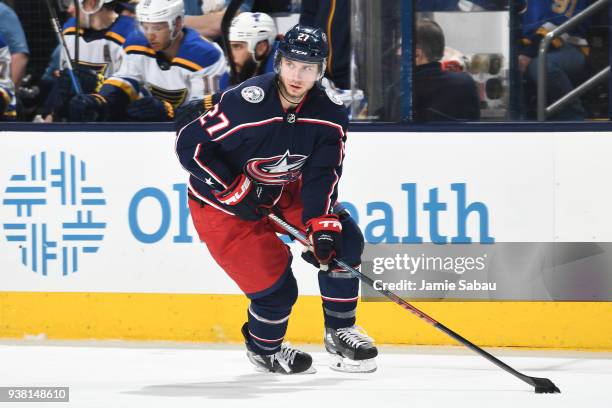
top-left (277, 24), bottom-right (328, 63)
top-left (275, 24), bottom-right (328, 79)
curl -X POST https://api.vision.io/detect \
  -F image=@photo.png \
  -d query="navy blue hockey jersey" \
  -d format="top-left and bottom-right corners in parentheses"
top-left (175, 72), bottom-right (348, 223)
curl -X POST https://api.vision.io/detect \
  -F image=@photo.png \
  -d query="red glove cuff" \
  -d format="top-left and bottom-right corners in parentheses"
top-left (306, 214), bottom-right (342, 235)
top-left (213, 174), bottom-right (252, 206)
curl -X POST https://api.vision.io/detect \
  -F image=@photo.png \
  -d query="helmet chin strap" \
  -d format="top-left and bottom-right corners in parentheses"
top-left (154, 24), bottom-right (180, 52)
top-left (277, 78), bottom-right (304, 106)
top-left (161, 20), bottom-right (181, 51)
top-left (81, 13), bottom-right (91, 28)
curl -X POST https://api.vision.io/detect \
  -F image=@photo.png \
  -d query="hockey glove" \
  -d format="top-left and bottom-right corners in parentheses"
top-left (0, 87), bottom-right (9, 116)
top-left (174, 99), bottom-right (205, 131)
top-left (306, 214), bottom-right (342, 268)
top-left (57, 67), bottom-right (101, 99)
top-left (127, 97), bottom-right (174, 122)
top-left (68, 93), bottom-right (108, 122)
top-left (213, 174), bottom-right (277, 221)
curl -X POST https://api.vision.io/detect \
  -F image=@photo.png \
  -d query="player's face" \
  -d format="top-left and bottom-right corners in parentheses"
top-left (230, 42), bottom-right (251, 70)
top-left (278, 57), bottom-right (319, 98)
top-left (141, 22), bottom-right (172, 51)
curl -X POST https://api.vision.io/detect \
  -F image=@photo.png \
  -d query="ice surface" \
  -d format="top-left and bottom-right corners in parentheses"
top-left (1, 340), bottom-right (610, 407)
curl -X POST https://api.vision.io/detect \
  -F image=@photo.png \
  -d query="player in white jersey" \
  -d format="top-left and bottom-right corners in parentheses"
top-left (0, 32), bottom-right (16, 121)
top-left (175, 11), bottom-right (278, 125)
top-left (69, 0), bottom-right (226, 122)
top-left (51, 0), bottom-right (137, 121)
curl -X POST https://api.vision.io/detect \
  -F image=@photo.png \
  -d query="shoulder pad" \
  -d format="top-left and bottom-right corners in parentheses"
top-left (309, 85), bottom-right (349, 128)
top-left (108, 15), bottom-right (137, 43)
top-left (237, 73), bottom-right (275, 103)
top-left (240, 85), bottom-right (266, 103)
top-left (123, 31), bottom-right (155, 56)
top-left (325, 88), bottom-right (344, 106)
top-left (174, 28), bottom-right (222, 72)
top-left (62, 17), bottom-right (77, 33)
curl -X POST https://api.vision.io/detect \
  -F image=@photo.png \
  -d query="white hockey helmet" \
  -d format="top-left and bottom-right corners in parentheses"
top-left (79, 0), bottom-right (115, 15)
top-left (229, 12), bottom-right (277, 55)
top-left (136, 0), bottom-right (185, 39)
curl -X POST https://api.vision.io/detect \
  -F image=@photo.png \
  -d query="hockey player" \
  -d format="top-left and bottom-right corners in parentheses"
top-left (0, 32), bottom-right (16, 121)
top-left (176, 24), bottom-right (378, 375)
top-left (177, 12), bottom-right (280, 123)
top-left (220, 11), bottom-right (279, 89)
top-left (51, 0), bottom-right (137, 121)
top-left (69, 0), bottom-right (226, 122)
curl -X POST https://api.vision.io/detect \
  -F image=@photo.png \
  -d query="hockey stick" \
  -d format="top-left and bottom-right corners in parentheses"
top-left (43, 0), bottom-right (82, 94)
top-left (74, 0), bottom-right (80, 78)
top-left (267, 213), bottom-right (561, 394)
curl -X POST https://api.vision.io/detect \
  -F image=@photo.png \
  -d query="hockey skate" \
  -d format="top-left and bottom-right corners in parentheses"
top-left (241, 323), bottom-right (316, 374)
top-left (324, 325), bottom-right (378, 373)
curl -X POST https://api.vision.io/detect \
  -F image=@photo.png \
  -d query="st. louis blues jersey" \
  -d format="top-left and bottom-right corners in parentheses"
top-left (0, 32), bottom-right (16, 120)
top-left (100, 27), bottom-right (226, 110)
top-left (176, 72), bottom-right (348, 223)
top-left (60, 15), bottom-right (137, 77)
top-left (519, 0), bottom-right (589, 57)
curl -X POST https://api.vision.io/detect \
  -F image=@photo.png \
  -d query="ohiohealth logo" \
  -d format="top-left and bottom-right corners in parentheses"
top-left (2, 152), bottom-right (106, 276)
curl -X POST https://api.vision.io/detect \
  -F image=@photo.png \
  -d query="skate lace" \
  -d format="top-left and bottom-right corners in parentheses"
top-left (277, 342), bottom-right (299, 365)
top-left (336, 326), bottom-right (373, 348)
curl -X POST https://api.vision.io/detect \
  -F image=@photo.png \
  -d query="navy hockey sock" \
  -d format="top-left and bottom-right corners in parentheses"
top-left (246, 272), bottom-right (298, 355)
top-left (318, 267), bottom-right (359, 329)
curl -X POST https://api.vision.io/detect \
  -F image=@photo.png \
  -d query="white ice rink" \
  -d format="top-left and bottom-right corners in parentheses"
top-left (1, 340), bottom-right (611, 407)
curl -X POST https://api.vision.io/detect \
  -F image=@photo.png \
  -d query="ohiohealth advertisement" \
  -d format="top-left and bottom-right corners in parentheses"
top-left (2, 131), bottom-right (612, 299)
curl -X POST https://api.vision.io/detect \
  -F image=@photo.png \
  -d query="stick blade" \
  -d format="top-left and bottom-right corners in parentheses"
top-left (532, 377), bottom-right (561, 394)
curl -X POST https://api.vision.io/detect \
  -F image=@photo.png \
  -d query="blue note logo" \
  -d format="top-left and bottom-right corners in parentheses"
top-left (2, 152), bottom-right (107, 276)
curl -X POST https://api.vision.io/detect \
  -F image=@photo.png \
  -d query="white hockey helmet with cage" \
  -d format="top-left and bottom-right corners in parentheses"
top-left (229, 12), bottom-right (277, 55)
top-left (78, 0), bottom-right (115, 15)
top-left (136, 0), bottom-right (185, 40)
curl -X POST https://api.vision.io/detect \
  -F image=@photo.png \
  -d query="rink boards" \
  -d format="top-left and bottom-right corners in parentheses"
top-left (1, 129), bottom-right (612, 349)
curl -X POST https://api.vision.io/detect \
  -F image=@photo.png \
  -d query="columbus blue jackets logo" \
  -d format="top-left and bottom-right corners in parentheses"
top-left (241, 86), bottom-right (265, 103)
top-left (245, 150), bottom-right (308, 185)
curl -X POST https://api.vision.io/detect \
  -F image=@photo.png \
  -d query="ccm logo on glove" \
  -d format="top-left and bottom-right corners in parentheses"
top-left (215, 175), bottom-right (252, 205)
top-left (306, 214), bottom-right (343, 267)
top-left (213, 174), bottom-right (278, 221)
top-left (315, 219), bottom-right (342, 229)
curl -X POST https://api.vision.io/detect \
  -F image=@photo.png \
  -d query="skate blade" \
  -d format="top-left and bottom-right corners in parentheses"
top-left (328, 354), bottom-right (377, 373)
top-left (250, 364), bottom-right (317, 375)
top-left (302, 366), bottom-right (317, 374)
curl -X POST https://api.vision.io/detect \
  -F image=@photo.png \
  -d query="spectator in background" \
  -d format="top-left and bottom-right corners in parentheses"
top-left (0, 1), bottom-right (29, 91)
top-left (220, 11), bottom-right (278, 89)
top-left (518, 0), bottom-right (589, 120)
top-left (414, 18), bottom-right (480, 121)
top-left (0, 31), bottom-right (17, 120)
top-left (69, 0), bottom-right (226, 122)
top-left (183, 0), bottom-right (240, 39)
top-left (183, 0), bottom-right (292, 40)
